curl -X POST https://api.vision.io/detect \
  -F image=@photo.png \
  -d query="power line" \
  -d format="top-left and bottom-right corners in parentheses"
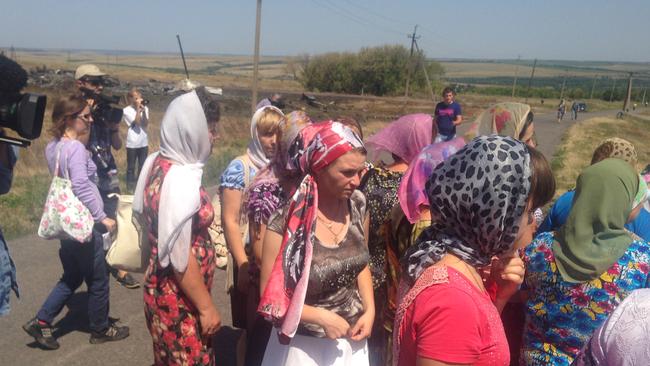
top-left (309, 0), bottom-right (404, 37)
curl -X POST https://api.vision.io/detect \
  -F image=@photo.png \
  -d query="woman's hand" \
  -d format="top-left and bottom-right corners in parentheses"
top-left (318, 308), bottom-right (350, 340)
top-left (491, 252), bottom-right (526, 311)
top-left (348, 310), bottom-right (374, 341)
top-left (236, 261), bottom-right (250, 293)
top-left (199, 305), bottom-right (222, 337)
top-left (101, 217), bottom-right (116, 233)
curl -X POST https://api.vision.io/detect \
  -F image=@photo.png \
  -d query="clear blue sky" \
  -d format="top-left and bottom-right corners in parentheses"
top-left (2, 0), bottom-right (649, 62)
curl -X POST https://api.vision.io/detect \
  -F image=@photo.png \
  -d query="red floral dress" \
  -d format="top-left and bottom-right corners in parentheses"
top-left (143, 156), bottom-right (216, 366)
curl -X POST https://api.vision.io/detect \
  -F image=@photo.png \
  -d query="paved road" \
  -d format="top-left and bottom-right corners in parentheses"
top-left (0, 109), bottom-right (617, 365)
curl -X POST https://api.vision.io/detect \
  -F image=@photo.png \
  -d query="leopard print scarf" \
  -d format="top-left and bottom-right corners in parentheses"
top-left (402, 135), bottom-right (532, 284)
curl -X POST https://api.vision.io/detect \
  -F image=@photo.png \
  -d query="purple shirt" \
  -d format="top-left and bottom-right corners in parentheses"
top-left (45, 139), bottom-right (106, 222)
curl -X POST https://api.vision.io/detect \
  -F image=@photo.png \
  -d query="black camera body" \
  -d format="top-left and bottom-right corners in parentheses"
top-left (80, 88), bottom-right (123, 126)
top-left (0, 55), bottom-right (46, 147)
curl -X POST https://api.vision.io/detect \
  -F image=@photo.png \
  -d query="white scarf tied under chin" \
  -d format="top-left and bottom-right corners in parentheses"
top-left (246, 105), bottom-right (283, 169)
top-left (133, 90), bottom-right (211, 272)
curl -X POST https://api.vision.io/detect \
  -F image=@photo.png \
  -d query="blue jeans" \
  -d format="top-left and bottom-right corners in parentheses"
top-left (434, 133), bottom-right (456, 143)
top-left (36, 228), bottom-right (110, 333)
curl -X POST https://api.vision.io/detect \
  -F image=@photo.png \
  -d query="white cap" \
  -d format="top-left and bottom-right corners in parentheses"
top-left (75, 64), bottom-right (106, 80)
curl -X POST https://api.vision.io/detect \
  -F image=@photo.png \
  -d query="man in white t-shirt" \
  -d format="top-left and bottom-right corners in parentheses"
top-left (122, 88), bottom-right (149, 192)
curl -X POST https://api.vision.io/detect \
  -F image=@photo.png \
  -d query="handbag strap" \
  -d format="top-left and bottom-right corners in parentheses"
top-left (54, 141), bottom-right (71, 180)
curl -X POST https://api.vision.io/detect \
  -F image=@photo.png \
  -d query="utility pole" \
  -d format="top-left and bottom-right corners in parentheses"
top-left (610, 78), bottom-right (617, 102)
top-left (512, 55), bottom-right (521, 98)
top-left (590, 75), bottom-right (598, 99)
top-left (404, 25), bottom-right (419, 98)
top-left (623, 72), bottom-right (633, 112)
top-left (525, 58), bottom-right (537, 103)
top-left (413, 40), bottom-right (434, 100)
top-left (176, 34), bottom-right (191, 80)
top-left (642, 88), bottom-right (647, 106)
top-left (559, 69), bottom-right (568, 101)
top-left (251, 0), bottom-right (263, 113)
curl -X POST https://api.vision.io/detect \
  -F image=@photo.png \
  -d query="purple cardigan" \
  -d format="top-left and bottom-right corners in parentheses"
top-left (45, 139), bottom-right (107, 222)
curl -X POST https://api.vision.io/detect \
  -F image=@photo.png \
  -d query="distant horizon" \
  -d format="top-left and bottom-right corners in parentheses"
top-left (3, 46), bottom-right (649, 65)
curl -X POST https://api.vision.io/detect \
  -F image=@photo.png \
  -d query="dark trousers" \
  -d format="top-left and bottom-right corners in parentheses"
top-left (126, 147), bottom-right (148, 192)
top-left (36, 228), bottom-right (110, 333)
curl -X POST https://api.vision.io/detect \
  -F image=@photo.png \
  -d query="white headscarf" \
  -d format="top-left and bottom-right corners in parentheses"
top-left (246, 105), bottom-right (283, 169)
top-left (132, 90), bottom-right (211, 272)
top-left (576, 289), bottom-right (650, 365)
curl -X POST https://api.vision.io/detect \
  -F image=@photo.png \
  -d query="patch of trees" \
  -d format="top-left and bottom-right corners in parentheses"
top-left (288, 45), bottom-right (444, 96)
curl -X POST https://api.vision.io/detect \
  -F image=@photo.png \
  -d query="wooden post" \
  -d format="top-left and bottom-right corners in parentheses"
top-left (251, 0), bottom-right (263, 113)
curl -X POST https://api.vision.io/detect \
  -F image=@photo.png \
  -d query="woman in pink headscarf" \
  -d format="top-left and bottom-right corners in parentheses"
top-left (258, 121), bottom-right (374, 366)
top-left (360, 113), bottom-right (434, 366)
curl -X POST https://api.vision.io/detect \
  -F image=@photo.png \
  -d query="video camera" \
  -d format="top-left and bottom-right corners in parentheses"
top-left (79, 88), bottom-right (123, 126)
top-left (0, 55), bottom-right (46, 147)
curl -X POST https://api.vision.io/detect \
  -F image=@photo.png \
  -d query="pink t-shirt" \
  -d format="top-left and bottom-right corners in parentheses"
top-left (397, 266), bottom-right (509, 366)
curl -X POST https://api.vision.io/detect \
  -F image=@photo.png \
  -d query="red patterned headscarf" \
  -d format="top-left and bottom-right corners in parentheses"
top-left (258, 121), bottom-right (364, 342)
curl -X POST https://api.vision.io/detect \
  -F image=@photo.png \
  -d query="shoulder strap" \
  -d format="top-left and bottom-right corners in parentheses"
top-left (54, 141), bottom-right (71, 179)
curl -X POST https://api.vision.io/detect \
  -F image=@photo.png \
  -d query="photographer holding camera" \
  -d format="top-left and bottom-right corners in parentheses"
top-left (122, 88), bottom-right (149, 193)
top-left (75, 65), bottom-right (140, 289)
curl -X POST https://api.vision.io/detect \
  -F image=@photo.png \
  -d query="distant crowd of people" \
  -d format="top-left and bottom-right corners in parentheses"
top-left (2, 63), bottom-right (650, 366)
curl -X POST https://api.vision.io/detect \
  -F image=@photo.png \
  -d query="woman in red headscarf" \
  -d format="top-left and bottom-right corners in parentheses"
top-left (258, 121), bottom-right (374, 365)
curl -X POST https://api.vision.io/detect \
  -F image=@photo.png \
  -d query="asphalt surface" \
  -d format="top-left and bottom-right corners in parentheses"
top-left (0, 109), bottom-right (617, 365)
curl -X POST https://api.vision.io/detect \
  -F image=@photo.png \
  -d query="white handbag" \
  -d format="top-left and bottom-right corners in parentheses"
top-left (37, 142), bottom-right (94, 243)
top-left (105, 193), bottom-right (151, 272)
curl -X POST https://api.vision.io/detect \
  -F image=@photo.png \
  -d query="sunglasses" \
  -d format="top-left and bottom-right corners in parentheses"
top-left (82, 78), bottom-right (104, 86)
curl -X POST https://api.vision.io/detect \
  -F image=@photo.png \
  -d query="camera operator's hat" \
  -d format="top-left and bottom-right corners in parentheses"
top-left (75, 64), bottom-right (106, 80)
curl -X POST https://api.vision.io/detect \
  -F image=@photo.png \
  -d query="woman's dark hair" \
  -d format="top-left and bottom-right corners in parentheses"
top-left (527, 145), bottom-right (556, 209)
top-left (194, 86), bottom-right (220, 123)
top-left (49, 94), bottom-right (88, 139)
top-left (518, 111), bottom-right (534, 141)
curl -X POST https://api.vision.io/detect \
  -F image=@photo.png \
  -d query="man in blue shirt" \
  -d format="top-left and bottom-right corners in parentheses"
top-left (434, 87), bottom-right (463, 142)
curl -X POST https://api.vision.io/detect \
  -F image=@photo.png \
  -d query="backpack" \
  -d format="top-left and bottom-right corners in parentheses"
top-left (208, 155), bottom-right (252, 270)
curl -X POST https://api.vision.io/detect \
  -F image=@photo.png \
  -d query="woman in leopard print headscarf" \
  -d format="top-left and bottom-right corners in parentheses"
top-left (393, 135), bottom-right (555, 366)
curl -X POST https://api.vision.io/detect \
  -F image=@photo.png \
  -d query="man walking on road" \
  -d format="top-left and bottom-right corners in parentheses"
top-left (434, 87), bottom-right (463, 142)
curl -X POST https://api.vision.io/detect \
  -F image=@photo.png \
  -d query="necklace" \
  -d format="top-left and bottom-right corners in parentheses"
top-left (317, 202), bottom-right (348, 243)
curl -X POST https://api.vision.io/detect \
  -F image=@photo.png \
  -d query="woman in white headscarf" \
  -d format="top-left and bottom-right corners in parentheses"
top-left (220, 105), bottom-right (283, 329)
top-left (133, 87), bottom-right (222, 366)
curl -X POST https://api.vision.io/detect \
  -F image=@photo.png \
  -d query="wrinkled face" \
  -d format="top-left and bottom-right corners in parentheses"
top-left (259, 131), bottom-right (277, 158)
top-left (443, 92), bottom-right (454, 105)
top-left (315, 150), bottom-right (367, 200)
top-left (512, 199), bottom-right (537, 251)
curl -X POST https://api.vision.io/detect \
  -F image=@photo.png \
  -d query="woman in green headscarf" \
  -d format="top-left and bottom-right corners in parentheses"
top-left (521, 158), bottom-right (650, 366)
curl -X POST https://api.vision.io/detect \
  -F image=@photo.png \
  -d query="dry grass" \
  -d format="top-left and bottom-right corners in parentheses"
top-left (551, 115), bottom-right (650, 195)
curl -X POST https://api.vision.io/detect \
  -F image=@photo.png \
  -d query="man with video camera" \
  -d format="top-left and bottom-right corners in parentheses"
top-left (75, 65), bottom-right (140, 289)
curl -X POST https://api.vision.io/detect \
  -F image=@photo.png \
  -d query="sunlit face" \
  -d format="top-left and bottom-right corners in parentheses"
top-left (315, 150), bottom-right (367, 200)
top-left (66, 105), bottom-right (93, 135)
top-left (259, 131), bottom-right (277, 158)
top-left (512, 199), bottom-right (537, 251)
top-left (443, 92), bottom-right (454, 105)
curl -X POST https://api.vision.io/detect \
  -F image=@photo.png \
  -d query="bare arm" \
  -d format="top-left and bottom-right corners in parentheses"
top-left (110, 128), bottom-right (122, 150)
top-left (174, 251), bottom-right (221, 336)
top-left (222, 188), bottom-right (248, 268)
top-left (453, 115), bottom-right (463, 126)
